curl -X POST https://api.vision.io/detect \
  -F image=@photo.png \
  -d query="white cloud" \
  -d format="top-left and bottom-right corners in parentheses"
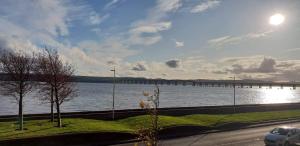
top-left (130, 22), bottom-right (172, 34)
top-left (0, 34), bottom-right (39, 54)
top-left (88, 13), bottom-right (110, 25)
top-left (51, 37), bottom-right (139, 76)
top-left (0, 0), bottom-right (77, 56)
top-left (104, 0), bottom-right (120, 10)
top-left (145, 0), bottom-right (182, 22)
top-left (156, 0), bottom-right (183, 13)
top-left (208, 35), bottom-right (241, 46)
top-left (175, 41), bottom-right (184, 48)
top-left (0, 0), bottom-right (70, 37)
top-left (190, 0), bottom-right (221, 13)
top-left (0, 0), bottom-right (107, 50)
top-left (77, 38), bottom-right (137, 61)
top-left (128, 0), bottom-right (183, 46)
top-left (129, 22), bottom-right (172, 45)
top-left (0, 0), bottom-right (134, 77)
top-left (208, 30), bottom-right (274, 48)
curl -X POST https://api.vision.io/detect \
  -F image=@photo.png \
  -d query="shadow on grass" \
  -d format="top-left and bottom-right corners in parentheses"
top-left (0, 132), bottom-right (136, 146)
top-left (213, 114), bottom-right (233, 126)
top-left (2, 126), bottom-right (54, 139)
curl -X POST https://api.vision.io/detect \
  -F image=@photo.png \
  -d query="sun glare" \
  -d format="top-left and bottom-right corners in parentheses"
top-left (269, 13), bottom-right (285, 26)
top-left (261, 87), bottom-right (294, 104)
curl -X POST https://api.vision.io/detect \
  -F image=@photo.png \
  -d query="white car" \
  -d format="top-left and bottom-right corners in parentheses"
top-left (264, 127), bottom-right (300, 146)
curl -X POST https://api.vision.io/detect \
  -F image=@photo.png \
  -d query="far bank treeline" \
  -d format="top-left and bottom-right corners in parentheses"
top-left (0, 48), bottom-right (77, 131)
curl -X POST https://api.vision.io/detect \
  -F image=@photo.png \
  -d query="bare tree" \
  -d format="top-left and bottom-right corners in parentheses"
top-left (34, 52), bottom-right (55, 122)
top-left (137, 85), bottom-right (160, 146)
top-left (35, 49), bottom-right (77, 127)
top-left (0, 51), bottom-right (34, 130)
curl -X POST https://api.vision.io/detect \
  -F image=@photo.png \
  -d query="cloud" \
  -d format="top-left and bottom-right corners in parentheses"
top-left (107, 60), bottom-right (117, 65)
top-left (101, 55), bottom-right (300, 81)
top-left (217, 56), bottom-right (300, 81)
top-left (190, 0), bottom-right (221, 13)
top-left (276, 69), bottom-right (300, 81)
top-left (128, 0), bottom-right (182, 46)
top-left (132, 62), bottom-right (148, 71)
top-left (276, 61), bottom-right (297, 68)
top-left (50, 37), bottom-right (139, 76)
top-left (104, 0), bottom-right (120, 10)
top-left (129, 22), bottom-right (172, 45)
top-left (226, 57), bottom-right (276, 74)
top-left (125, 56), bottom-right (300, 81)
top-left (212, 70), bottom-right (228, 74)
top-left (0, 0), bottom-right (130, 76)
top-left (286, 48), bottom-right (300, 52)
top-left (0, 0), bottom-right (108, 50)
top-left (88, 13), bottom-right (110, 25)
top-left (0, 34), bottom-right (39, 54)
top-left (208, 30), bottom-right (273, 48)
top-left (208, 36), bottom-right (239, 46)
top-left (258, 58), bottom-right (276, 73)
top-left (1, 0), bottom-right (299, 81)
top-left (175, 41), bottom-right (184, 48)
top-left (91, 28), bottom-right (101, 35)
top-left (132, 0), bottom-right (182, 26)
top-left (156, 0), bottom-right (183, 13)
top-left (0, 0), bottom-right (71, 37)
top-left (130, 22), bottom-right (172, 34)
top-left (166, 60), bottom-right (180, 68)
top-left (77, 38), bottom-right (137, 61)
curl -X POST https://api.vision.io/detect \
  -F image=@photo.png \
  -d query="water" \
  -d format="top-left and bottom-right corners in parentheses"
top-left (0, 83), bottom-right (300, 115)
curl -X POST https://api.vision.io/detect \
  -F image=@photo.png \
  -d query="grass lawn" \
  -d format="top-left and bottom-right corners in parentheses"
top-left (1, 110), bottom-right (300, 140)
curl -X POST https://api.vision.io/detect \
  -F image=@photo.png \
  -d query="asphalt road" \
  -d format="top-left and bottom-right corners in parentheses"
top-left (114, 122), bottom-right (300, 146)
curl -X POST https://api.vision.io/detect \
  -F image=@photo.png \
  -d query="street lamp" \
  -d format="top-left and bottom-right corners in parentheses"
top-left (110, 67), bottom-right (116, 120)
top-left (229, 76), bottom-right (236, 113)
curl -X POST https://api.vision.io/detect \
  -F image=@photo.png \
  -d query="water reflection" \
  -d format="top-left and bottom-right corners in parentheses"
top-left (261, 87), bottom-right (295, 104)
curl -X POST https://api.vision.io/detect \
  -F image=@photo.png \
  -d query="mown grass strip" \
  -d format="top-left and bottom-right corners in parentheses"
top-left (1, 110), bottom-right (300, 140)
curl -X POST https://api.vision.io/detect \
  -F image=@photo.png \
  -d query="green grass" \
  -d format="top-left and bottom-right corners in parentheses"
top-left (2, 110), bottom-right (300, 140)
top-left (0, 118), bottom-right (133, 140)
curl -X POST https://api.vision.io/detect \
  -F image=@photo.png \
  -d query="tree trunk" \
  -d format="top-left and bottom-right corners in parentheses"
top-left (50, 86), bottom-right (54, 122)
top-left (54, 87), bottom-right (62, 127)
top-left (18, 90), bottom-right (23, 130)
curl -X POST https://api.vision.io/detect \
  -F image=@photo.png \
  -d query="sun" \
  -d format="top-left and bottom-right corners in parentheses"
top-left (269, 13), bottom-right (285, 26)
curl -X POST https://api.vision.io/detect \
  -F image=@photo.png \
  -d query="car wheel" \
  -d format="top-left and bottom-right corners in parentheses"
top-left (284, 142), bottom-right (289, 146)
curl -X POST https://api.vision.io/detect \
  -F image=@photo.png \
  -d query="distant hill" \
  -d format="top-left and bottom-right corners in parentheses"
top-left (0, 73), bottom-right (294, 84)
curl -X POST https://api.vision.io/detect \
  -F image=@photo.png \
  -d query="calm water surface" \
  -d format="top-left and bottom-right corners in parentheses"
top-left (0, 83), bottom-right (299, 115)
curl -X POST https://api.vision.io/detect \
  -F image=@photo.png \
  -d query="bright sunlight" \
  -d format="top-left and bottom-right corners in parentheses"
top-left (269, 13), bottom-right (285, 26)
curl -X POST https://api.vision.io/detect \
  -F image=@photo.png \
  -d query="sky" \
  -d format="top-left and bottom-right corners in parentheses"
top-left (0, 0), bottom-right (300, 81)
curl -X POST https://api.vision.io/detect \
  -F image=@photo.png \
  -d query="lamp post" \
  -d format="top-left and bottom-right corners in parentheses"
top-left (229, 76), bottom-right (236, 113)
top-left (110, 67), bottom-right (116, 120)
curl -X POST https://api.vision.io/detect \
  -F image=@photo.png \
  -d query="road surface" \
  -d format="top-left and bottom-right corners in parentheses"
top-left (114, 122), bottom-right (300, 146)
